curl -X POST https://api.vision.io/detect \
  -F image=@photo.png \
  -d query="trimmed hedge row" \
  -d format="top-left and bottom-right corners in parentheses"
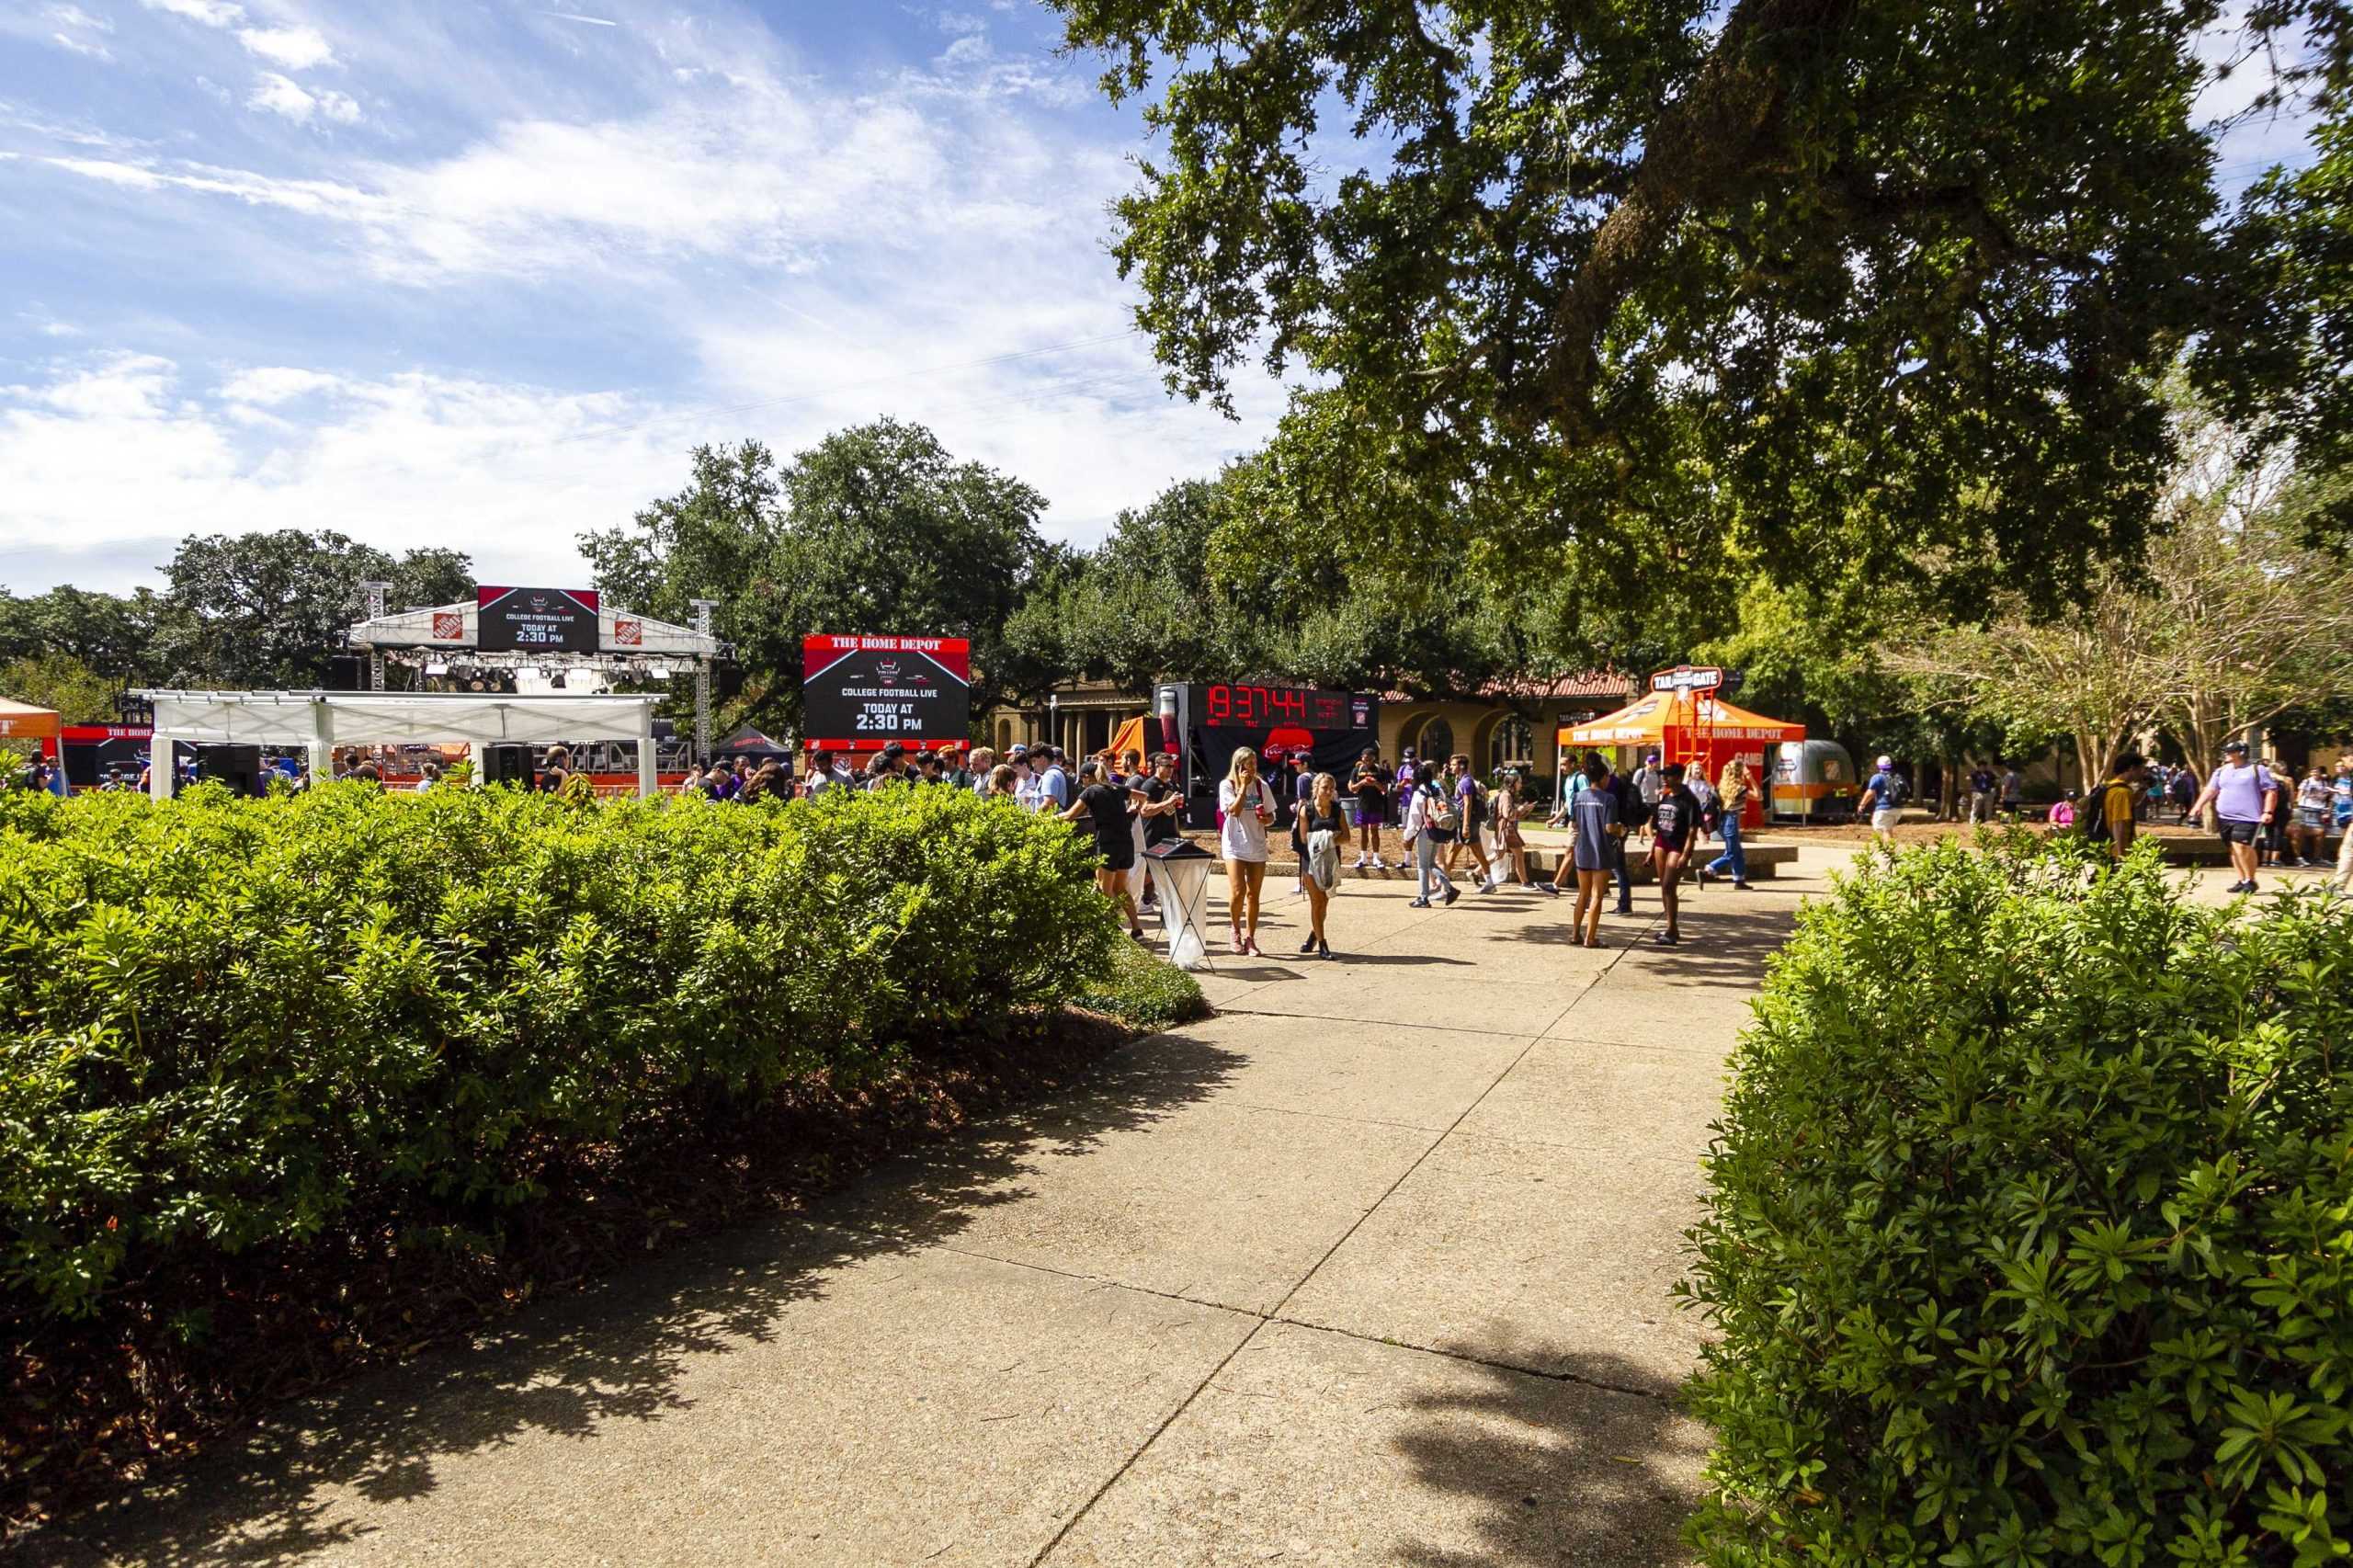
top-left (1685, 835), bottom-right (2353, 1565)
top-left (0, 781), bottom-right (1120, 1324)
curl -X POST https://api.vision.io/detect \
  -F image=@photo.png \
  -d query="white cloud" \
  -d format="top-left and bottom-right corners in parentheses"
top-left (43, 154), bottom-right (381, 217)
top-left (220, 365), bottom-right (344, 404)
top-left (237, 24), bottom-right (335, 69)
top-left (139, 0), bottom-right (245, 28)
top-left (136, 0), bottom-right (346, 74)
top-left (244, 73), bottom-right (360, 124)
top-left (40, 2), bottom-right (113, 58)
top-left (0, 354), bottom-right (680, 586)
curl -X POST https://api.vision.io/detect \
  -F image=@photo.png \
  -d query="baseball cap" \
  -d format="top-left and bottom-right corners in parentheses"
top-left (2223, 740), bottom-right (2248, 754)
top-left (1876, 755), bottom-right (1893, 769)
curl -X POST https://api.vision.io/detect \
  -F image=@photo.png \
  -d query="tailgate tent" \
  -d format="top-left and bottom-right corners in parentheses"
top-left (136, 689), bottom-right (665, 800)
top-left (714, 724), bottom-right (793, 761)
top-left (0, 699), bottom-right (63, 790)
top-left (1562, 693), bottom-right (1803, 827)
top-left (0, 698), bottom-right (63, 752)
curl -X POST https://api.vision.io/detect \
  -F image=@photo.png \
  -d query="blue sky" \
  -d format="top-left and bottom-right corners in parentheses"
top-left (0, 0), bottom-right (1304, 596)
top-left (0, 1), bottom-right (2323, 597)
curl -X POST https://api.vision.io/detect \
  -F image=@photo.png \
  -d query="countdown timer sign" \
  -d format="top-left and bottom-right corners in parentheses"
top-left (1200, 683), bottom-right (1365, 732)
top-left (802, 635), bottom-right (972, 745)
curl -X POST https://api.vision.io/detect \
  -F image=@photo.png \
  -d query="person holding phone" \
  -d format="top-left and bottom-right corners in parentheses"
top-left (1218, 746), bottom-right (1275, 954)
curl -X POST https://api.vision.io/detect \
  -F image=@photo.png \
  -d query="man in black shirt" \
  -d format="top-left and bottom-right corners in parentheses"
top-left (1135, 751), bottom-right (1184, 911)
top-left (1649, 761), bottom-right (1703, 946)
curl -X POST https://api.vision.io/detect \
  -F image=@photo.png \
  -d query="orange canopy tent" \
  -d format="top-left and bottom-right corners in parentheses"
top-left (1559, 692), bottom-right (1803, 827)
top-left (0, 699), bottom-right (63, 752)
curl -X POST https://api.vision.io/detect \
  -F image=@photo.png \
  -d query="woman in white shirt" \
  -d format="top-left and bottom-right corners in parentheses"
top-left (1217, 746), bottom-right (1274, 955)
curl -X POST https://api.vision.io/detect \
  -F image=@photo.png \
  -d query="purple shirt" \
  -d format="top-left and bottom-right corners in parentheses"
top-left (2211, 763), bottom-right (2275, 823)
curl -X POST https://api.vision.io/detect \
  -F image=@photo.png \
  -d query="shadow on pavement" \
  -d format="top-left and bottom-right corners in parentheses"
top-left (1606, 907), bottom-right (1799, 990)
top-left (1392, 1345), bottom-right (1707, 1568)
top-left (31, 1032), bottom-right (1245, 1568)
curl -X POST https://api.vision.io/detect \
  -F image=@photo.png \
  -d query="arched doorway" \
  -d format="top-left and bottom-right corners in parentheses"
top-left (1402, 714), bottom-right (1454, 766)
top-left (1486, 714), bottom-right (1533, 775)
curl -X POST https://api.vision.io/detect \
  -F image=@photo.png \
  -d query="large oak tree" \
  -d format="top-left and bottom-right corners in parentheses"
top-left (1050, 0), bottom-right (2347, 639)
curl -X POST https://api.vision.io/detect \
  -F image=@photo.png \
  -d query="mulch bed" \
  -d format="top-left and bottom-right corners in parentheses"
top-left (2, 1006), bottom-right (1142, 1536)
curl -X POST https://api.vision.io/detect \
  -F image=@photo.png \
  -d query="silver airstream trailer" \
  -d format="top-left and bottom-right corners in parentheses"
top-left (1767, 738), bottom-right (1861, 822)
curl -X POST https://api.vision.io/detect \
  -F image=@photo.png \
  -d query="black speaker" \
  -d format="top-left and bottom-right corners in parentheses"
top-left (198, 744), bottom-right (264, 797)
top-left (714, 664), bottom-right (745, 699)
top-left (482, 744), bottom-right (532, 787)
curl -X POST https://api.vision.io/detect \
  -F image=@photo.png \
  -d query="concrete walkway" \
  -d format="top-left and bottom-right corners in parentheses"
top-left (40, 858), bottom-right (1830, 1568)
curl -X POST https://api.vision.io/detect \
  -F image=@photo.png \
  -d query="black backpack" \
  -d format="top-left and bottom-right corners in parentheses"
top-left (2077, 781), bottom-right (2110, 842)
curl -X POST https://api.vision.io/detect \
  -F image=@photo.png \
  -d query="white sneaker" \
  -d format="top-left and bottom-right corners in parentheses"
top-left (1370, 856), bottom-right (1389, 869)
top-left (1351, 855), bottom-right (1369, 869)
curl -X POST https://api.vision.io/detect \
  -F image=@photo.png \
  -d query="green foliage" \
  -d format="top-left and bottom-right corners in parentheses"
top-left (0, 783), bottom-right (1120, 1323)
top-left (1074, 937), bottom-right (1209, 1031)
top-left (2200, 56), bottom-right (2353, 548)
top-left (1049, 0), bottom-right (2347, 619)
top-left (0, 651), bottom-right (119, 724)
top-left (1684, 835), bottom-right (2353, 1565)
top-left (1028, 470), bottom-right (1576, 696)
top-left (159, 529), bottom-right (473, 689)
top-left (0, 584), bottom-right (165, 683)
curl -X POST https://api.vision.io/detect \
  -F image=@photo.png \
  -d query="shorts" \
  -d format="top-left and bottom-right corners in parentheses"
top-left (1096, 835), bottom-right (1136, 872)
top-left (1652, 833), bottom-right (1691, 858)
top-left (1870, 808), bottom-right (1901, 833)
top-left (1351, 801), bottom-right (1381, 827)
top-left (2218, 819), bottom-right (2260, 846)
top-left (2296, 806), bottom-right (2326, 830)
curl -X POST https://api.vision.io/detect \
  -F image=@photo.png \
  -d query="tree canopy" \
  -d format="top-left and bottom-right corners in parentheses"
top-left (1050, 0), bottom-right (2349, 633)
top-left (159, 531), bottom-right (473, 690)
top-left (580, 421), bottom-right (1052, 733)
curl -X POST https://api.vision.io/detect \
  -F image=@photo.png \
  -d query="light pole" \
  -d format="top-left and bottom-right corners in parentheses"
top-left (1047, 691), bottom-right (1059, 754)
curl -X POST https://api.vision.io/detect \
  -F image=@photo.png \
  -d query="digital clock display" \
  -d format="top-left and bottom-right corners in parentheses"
top-left (1199, 684), bottom-right (1359, 732)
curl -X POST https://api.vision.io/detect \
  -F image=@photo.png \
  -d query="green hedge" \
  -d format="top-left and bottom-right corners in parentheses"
top-left (1685, 836), bottom-right (2353, 1565)
top-left (0, 781), bottom-right (1120, 1324)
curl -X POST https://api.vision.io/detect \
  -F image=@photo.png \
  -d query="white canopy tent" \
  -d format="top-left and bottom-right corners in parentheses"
top-left (135, 690), bottom-right (665, 801)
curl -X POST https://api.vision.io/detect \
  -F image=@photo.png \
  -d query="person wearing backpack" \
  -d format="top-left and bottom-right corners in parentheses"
top-left (1446, 753), bottom-right (1500, 891)
top-left (1401, 770), bottom-right (1461, 908)
top-left (2191, 740), bottom-right (2280, 894)
top-left (2076, 752), bottom-right (2148, 861)
top-left (1858, 756), bottom-right (1906, 839)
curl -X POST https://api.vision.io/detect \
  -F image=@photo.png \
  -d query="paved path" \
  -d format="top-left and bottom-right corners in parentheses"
top-left (42, 858), bottom-right (1832, 1568)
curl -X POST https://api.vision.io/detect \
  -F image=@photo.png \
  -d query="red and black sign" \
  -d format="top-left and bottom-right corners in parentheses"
top-left (478, 586), bottom-right (600, 653)
top-left (801, 635), bottom-right (972, 747)
top-left (1198, 683), bottom-right (1366, 732)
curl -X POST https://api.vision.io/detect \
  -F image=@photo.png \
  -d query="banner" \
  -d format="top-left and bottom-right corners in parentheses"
top-left (801, 635), bottom-right (972, 744)
top-left (477, 587), bottom-right (600, 653)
